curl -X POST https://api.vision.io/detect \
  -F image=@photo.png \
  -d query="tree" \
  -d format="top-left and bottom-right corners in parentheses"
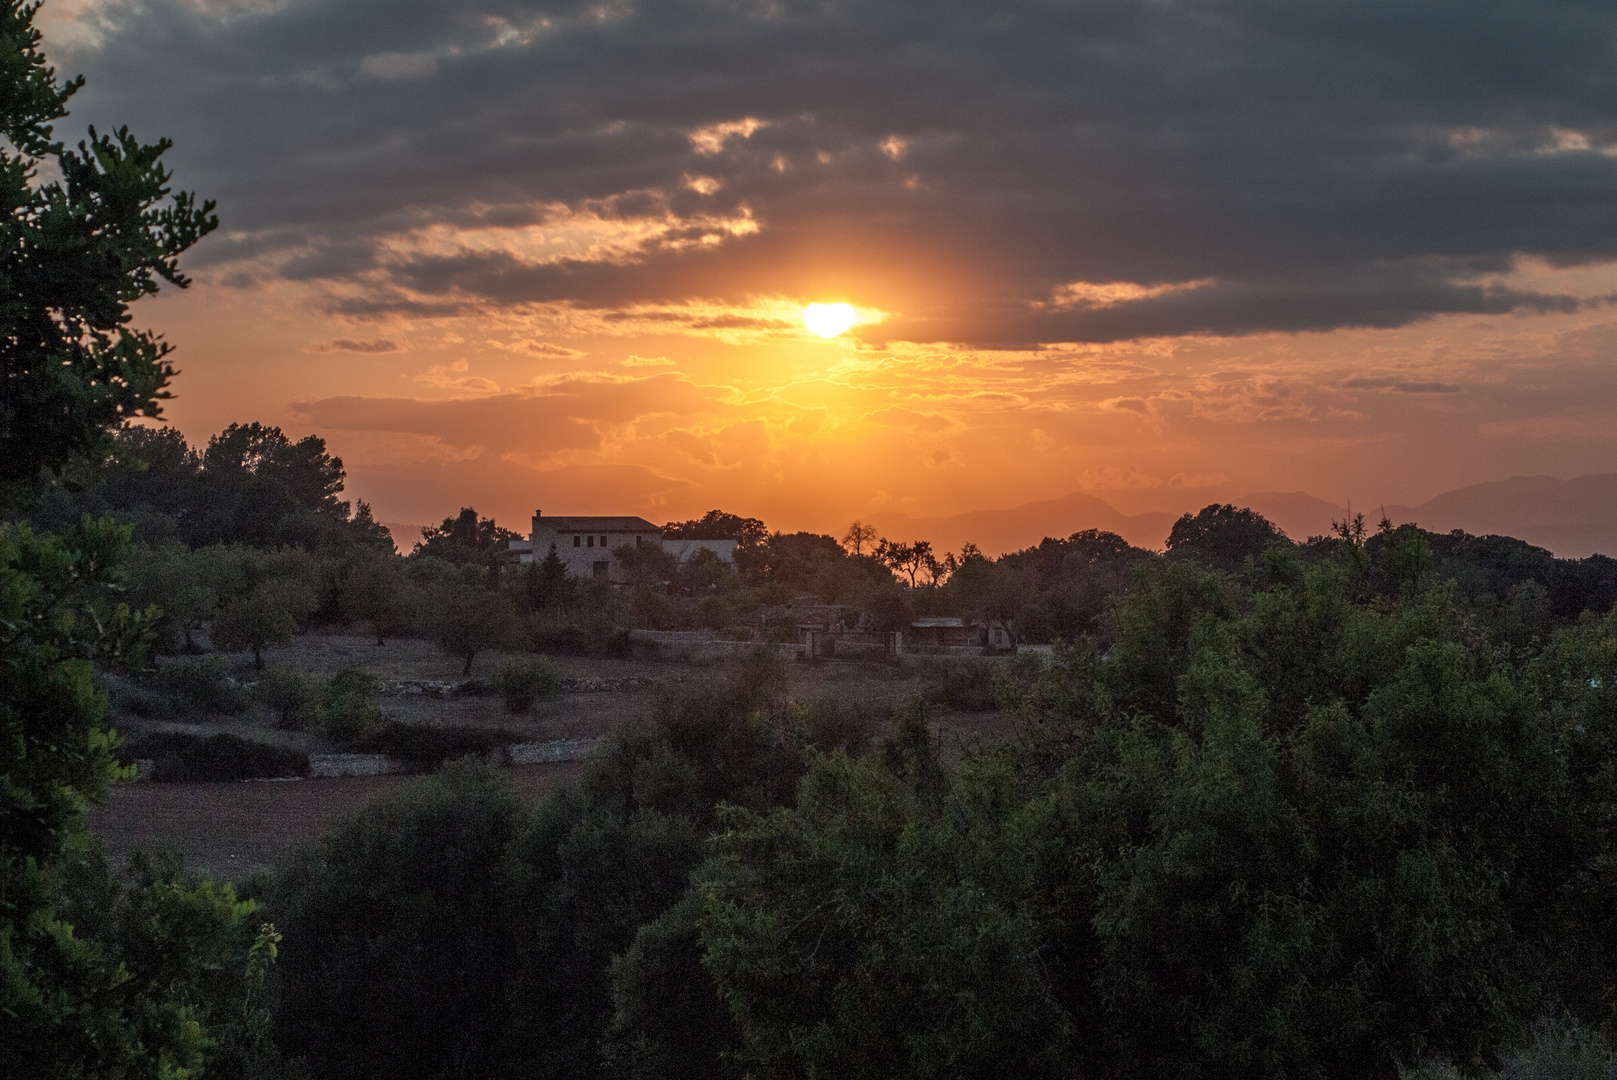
top-left (0, 14), bottom-right (274, 1073)
top-left (662, 510), bottom-right (768, 550)
top-left (519, 543), bottom-right (575, 611)
top-left (202, 422), bottom-right (344, 512)
top-left (1165, 502), bottom-right (1289, 572)
top-left (338, 552), bottom-right (415, 645)
top-left (614, 539), bottom-right (677, 588)
top-left (413, 507), bottom-right (521, 567)
top-left (700, 553), bottom-right (1592, 1080)
top-left (841, 521), bottom-right (879, 556)
top-left (210, 548), bottom-right (318, 669)
top-left (32, 422), bottom-right (395, 552)
top-left (878, 538), bottom-right (934, 588)
top-left (425, 570), bottom-right (518, 675)
top-left (0, 2), bottom-right (216, 509)
top-left (127, 542), bottom-right (218, 652)
top-left (0, 518), bottom-right (271, 1077)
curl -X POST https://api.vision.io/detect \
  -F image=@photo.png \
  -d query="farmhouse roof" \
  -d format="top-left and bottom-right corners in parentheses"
top-left (533, 515), bottom-right (662, 533)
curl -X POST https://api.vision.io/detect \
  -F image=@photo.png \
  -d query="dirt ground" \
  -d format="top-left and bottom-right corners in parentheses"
top-left (87, 762), bottom-right (582, 881)
top-left (90, 634), bottom-right (1018, 880)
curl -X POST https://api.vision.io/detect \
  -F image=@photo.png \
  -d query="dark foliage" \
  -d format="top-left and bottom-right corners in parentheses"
top-left (1166, 502), bottom-right (1291, 571)
top-left (0, 3), bottom-right (216, 511)
top-left (413, 506), bottom-right (522, 566)
top-left (118, 731), bottom-right (308, 782)
top-left (492, 656), bottom-right (561, 713)
top-left (31, 423), bottom-right (393, 553)
top-left (350, 721), bottom-right (510, 772)
top-left (261, 654), bottom-right (834, 1080)
top-left (662, 509), bottom-right (767, 548)
top-left (932, 658), bottom-right (1002, 712)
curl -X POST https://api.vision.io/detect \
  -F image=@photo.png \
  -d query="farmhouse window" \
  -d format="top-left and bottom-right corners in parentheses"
top-left (573, 536), bottom-right (581, 547)
top-left (587, 535), bottom-right (594, 547)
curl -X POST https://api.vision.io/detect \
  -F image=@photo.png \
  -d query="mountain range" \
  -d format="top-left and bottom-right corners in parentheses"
top-left (868, 474), bottom-right (1617, 560)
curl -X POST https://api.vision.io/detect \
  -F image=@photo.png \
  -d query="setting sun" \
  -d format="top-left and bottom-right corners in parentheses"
top-left (803, 302), bottom-right (857, 338)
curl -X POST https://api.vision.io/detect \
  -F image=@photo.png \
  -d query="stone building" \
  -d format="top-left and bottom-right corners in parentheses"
top-left (507, 510), bottom-right (739, 582)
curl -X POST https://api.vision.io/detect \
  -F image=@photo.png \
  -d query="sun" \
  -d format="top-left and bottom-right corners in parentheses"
top-left (803, 302), bottom-right (857, 338)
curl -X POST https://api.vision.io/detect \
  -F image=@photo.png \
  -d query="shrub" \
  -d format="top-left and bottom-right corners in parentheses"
top-left (792, 693), bottom-right (878, 755)
top-left (351, 722), bottom-right (509, 772)
top-left (932, 659), bottom-right (1001, 712)
top-left (256, 664), bottom-right (323, 730)
top-left (114, 656), bottom-right (252, 720)
top-left (119, 732), bottom-right (308, 782)
top-left (322, 667), bottom-right (382, 744)
top-left (491, 657), bottom-right (561, 714)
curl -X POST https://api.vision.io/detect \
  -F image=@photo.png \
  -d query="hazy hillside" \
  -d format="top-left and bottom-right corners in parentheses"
top-left (861, 476), bottom-right (1617, 559)
top-left (1384, 474), bottom-right (1617, 558)
top-left (1232, 491), bottom-right (1348, 542)
top-left (869, 491), bottom-right (1176, 555)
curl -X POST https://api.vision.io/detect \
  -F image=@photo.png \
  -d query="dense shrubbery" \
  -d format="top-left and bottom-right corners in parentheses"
top-left (320, 666), bottom-right (383, 742)
top-left (246, 539), bottom-right (1617, 1080)
top-left (257, 652), bottom-right (871, 1080)
top-left (119, 731), bottom-right (308, 782)
top-left (493, 655), bottom-right (562, 713)
top-left (111, 654), bottom-right (252, 719)
top-left (349, 721), bottom-right (510, 772)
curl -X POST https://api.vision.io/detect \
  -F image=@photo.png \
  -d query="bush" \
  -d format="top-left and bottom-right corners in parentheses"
top-left (792, 693), bottom-right (878, 755)
top-left (264, 764), bottom-right (523, 1079)
top-left (351, 722), bottom-right (510, 773)
top-left (119, 732), bottom-right (308, 782)
top-left (322, 667), bottom-right (382, 744)
top-left (491, 657), bottom-right (561, 714)
top-left (256, 664), bottom-right (323, 730)
top-left (527, 613), bottom-right (633, 657)
top-left (932, 659), bottom-right (1001, 712)
top-left (163, 655), bottom-right (252, 714)
top-left (113, 656), bottom-right (252, 720)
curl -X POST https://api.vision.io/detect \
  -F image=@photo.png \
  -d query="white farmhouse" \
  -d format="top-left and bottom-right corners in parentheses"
top-left (507, 510), bottom-right (738, 581)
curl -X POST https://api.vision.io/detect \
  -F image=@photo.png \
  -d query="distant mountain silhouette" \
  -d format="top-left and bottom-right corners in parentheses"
top-left (1384, 474), bottom-right (1617, 558)
top-left (1232, 491), bottom-right (1348, 542)
top-left (868, 491), bottom-right (1176, 555)
top-left (862, 475), bottom-right (1617, 559)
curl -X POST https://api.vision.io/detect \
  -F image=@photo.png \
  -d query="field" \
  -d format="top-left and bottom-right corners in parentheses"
top-left (88, 633), bottom-right (1013, 880)
top-left (87, 763), bottom-right (581, 877)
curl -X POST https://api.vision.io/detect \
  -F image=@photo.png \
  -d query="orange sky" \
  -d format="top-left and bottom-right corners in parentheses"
top-left (142, 254), bottom-right (1617, 537)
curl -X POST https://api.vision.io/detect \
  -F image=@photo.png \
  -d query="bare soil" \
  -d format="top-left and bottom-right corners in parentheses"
top-left (87, 763), bottom-right (580, 881)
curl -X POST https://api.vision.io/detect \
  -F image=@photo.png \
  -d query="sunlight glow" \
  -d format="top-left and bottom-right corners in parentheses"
top-left (803, 302), bottom-right (857, 338)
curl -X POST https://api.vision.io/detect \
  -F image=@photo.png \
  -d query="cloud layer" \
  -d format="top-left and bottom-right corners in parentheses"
top-left (53, 0), bottom-right (1617, 345)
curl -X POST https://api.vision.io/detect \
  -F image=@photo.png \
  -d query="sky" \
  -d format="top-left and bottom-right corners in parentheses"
top-left (36, 0), bottom-right (1617, 538)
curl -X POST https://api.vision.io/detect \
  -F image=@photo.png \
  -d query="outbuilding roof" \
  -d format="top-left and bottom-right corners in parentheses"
top-left (532, 516), bottom-right (662, 533)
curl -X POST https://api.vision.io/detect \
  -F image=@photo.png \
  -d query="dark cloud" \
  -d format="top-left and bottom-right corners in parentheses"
top-left (57, 0), bottom-right (1617, 345)
top-left (313, 338), bottom-right (402, 353)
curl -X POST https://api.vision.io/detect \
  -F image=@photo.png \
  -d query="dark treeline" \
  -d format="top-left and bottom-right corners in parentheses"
top-left (34, 423), bottom-right (395, 553)
top-left (38, 428), bottom-right (1617, 671)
